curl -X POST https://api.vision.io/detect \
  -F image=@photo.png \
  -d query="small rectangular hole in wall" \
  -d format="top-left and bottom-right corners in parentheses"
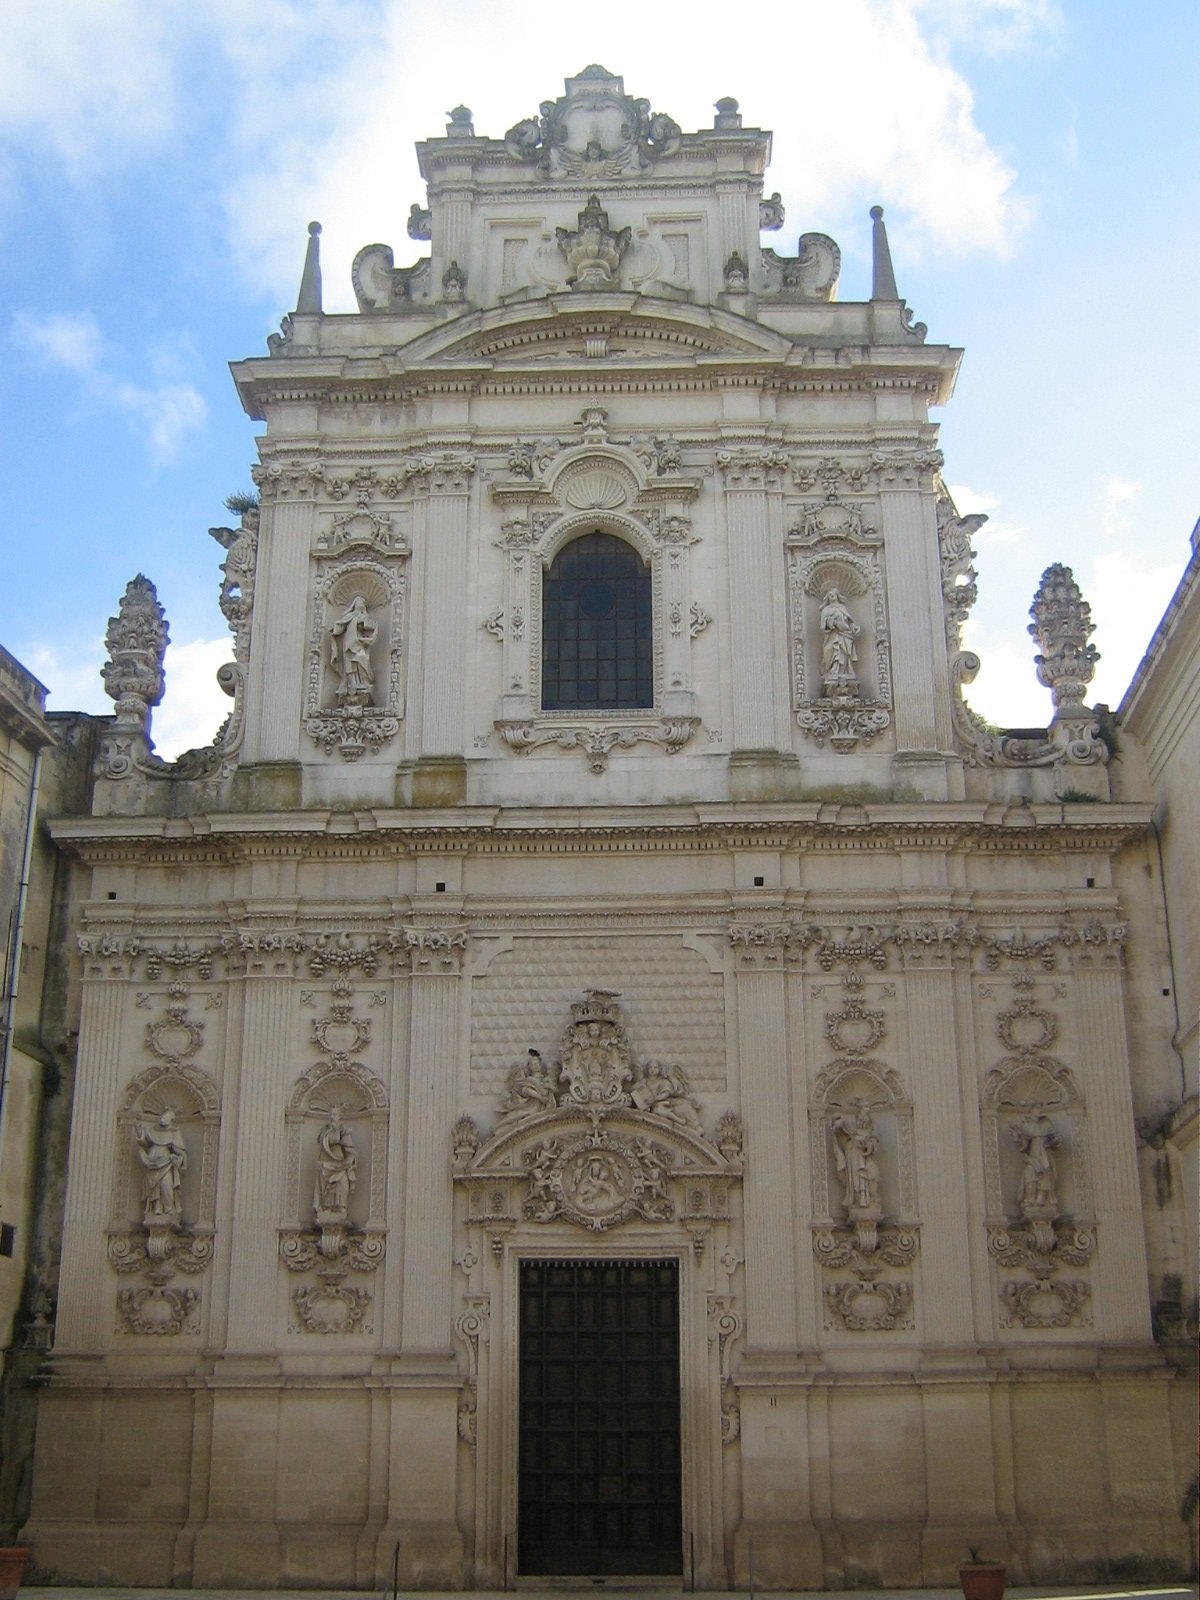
top-left (435, 882), bottom-right (446, 893)
top-left (1086, 877), bottom-right (1095, 888)
top-left (753, 876), bottom-right (764, 887)
top-left (0, 1224), bottom-right (14, 1258)
top-left (107, 891), bottom-right (117, 900)
top-left (1163, 988), bottom-right (1171, 998)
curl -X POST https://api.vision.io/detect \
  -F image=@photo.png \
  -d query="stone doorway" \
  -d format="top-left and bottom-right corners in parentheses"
top-left (517, 1258), bottom-right (683, 1576)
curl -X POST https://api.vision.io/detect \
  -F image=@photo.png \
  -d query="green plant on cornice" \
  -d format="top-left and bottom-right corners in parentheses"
top-left (1056, 787), bottom-right (1101, 803)
top-left (224, 489), bottom-right (260, 516)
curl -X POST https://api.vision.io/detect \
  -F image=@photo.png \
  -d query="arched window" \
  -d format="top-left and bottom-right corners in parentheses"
top-left (541, 531), bottom-right (652, 710)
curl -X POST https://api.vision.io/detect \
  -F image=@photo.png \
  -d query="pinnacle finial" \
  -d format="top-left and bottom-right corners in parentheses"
top-left (870, 205), bottom-right (899, 301)
top-left (296, 221), bottom-right (323, 315)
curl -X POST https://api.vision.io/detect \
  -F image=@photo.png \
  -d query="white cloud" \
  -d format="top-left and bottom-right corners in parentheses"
top-left (150, 637), bottom-right (236, 762)
top-left (945, 483), bottom-right (1025, 546)
top-left (24, 633), bottom-right (234, 763)
top-left (958, 634), bottom-right (1051, 730)
top-left (1101, 476), bottom-right (1142, 540)
top-left (912, 0), bottom-right (1064, 57)
top-left (0, 1), bottom-right (180, 177)
top-left (12, 309), bottom-right (207, 462)
top-left (1086, 548), bottom-right (1182, 710)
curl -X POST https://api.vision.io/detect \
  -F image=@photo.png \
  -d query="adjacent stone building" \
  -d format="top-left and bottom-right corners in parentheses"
top-left (19, 68), bottom-right (1196, 1589)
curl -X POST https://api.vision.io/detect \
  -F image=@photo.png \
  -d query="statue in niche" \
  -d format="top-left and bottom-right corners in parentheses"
top-left (632, 1059), bottom-right (703, 1133)
top-left (328, 595), bottom-right (377, 705)
top-left (831, 1100), bottom-right (881, 1214)
top-left (496, 1049), bottom-right (560, 1131)
top-left (135, 1108), bottom-right (187, 1223)
top-left (1011, 1110), bottom-right (1061, 1216)
top-left (819, 587), bottom-right (860, 691)
top-left (314, 1110), bottom-right (357, 1219)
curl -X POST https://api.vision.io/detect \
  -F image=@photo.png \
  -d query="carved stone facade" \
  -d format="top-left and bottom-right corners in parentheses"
top-left (22, 64), bottom-right (1194, 1598)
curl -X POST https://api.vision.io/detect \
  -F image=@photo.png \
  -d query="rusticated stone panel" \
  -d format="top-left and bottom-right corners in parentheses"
top-left (469, 933), bottom-right (726, 1095)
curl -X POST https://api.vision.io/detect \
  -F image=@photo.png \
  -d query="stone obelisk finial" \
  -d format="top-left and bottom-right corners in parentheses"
top-left (296, 221), bottom-right (323, 315)
top-left (870, 205), bottom-right (899, 301)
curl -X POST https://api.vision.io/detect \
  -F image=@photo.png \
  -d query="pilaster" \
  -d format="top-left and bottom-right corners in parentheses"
top-left (1071, 949), bottom-right (1154, 1340)
top-left (413, 458), bottom-right (475, 758)
top-left (223, 949), bottom-right (298, 1354)
top-left (728, 924), bottom-right (797, 1352)
top-left (719, 450), bottom-right (791, 756)
top-left (399, 928), bottom-right (467, 1355)
top-left (54, 956), bottom-right (129, 1351)
top-left (875, 450), bottom-right (953, 783)
top-left (243, 468), bottom-right (320, 763)
top-left (898, 942), bottom-right (975, 1345)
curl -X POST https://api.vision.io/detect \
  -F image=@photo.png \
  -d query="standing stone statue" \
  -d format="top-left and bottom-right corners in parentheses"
top-left (328, 595), bottom-right (377, 704)
top-left (313, 1111), bottom-right (357, 1219)
top-left (832, 1100), bottom-right (881, 1213)
top-left (135, 1109), bottom-right (187, 1223)
top-left (819, 587), bottom-right (860, 689)
top-left (1011, 1110), bottom-right (1061, 1215)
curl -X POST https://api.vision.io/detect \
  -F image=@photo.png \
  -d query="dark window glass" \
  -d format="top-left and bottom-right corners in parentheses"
top-left (542, 532), bottom-right (653, 710)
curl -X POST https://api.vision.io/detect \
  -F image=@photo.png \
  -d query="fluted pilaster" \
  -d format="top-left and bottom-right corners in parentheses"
top-left (224, 969), bottom-right (294, 1351)
top-left (244, 496), bottom-right (316, 762)
top-left (730, 943), bottom-right (797, 1351)
top-left (54, 974), bottom-right (127, 1350)
top-left (1073, 959), bottom-right (1153, 1340)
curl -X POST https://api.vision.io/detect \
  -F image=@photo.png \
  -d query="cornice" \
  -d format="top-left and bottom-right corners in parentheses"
top-left (48, 802), bottom-right (1153, 867)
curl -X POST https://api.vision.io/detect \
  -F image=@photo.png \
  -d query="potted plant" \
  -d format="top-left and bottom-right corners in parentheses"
top-left (0, 1544), bottom-right (28, 1599)
top-left (958, 1546), bottom-right (1006, 1600)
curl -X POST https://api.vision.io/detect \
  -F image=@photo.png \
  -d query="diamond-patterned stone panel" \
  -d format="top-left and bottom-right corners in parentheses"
top-left (470, 933), bottom-right (726, 1095)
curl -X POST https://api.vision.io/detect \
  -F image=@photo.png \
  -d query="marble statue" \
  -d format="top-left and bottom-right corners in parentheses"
top-left (1011, 1110), bottom-right (1061, 1215)
top-left (328, 595), bottom-right (377, 704)
top-left (832, 1100), bottom-right (881, 1213)
top-left (820, 587), bottom-right (860, 687)
top-left (314, 1111), bottom-right (357, 1218)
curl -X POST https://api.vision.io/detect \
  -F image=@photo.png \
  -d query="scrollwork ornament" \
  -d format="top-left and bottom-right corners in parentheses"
top-left (824, 1277), bottom-right (912, 1332)
top-left (117, 1283), bottom-right (199, 1336)
top-left (292, 1282), bottom-right (372, 1334)
top-left (999, 1276), bottom-right (1089, 1329)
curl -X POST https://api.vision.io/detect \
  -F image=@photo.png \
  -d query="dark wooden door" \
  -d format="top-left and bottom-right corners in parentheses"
top-left (518, 1259), bottom-right (682, 1576)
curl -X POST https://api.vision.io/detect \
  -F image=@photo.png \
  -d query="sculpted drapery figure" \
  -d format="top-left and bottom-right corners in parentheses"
top-left (631, 1059), bottom-right (703, 1133)
top-left (135, 1109), bottom-right (187, 1223)
top-left (328, 595), bottom-right (377, 704)
top-left (314, 1111), bottom-right (358, 1218)
top-left (831, 1100), bottom-right (881, 1214)
top-left (1011, 1110), bottom-right (1061, 1215)
top-left (819, 587), bottom-right (860, 687)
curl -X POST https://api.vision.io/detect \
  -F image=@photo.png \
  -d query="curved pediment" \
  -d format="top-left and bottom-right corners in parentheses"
top-left (397, 294), bottom-right (793, 368)
top-left (455, 1105), bottom-right (740, 1235)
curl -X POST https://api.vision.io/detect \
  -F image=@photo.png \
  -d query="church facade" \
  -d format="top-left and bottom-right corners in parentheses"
top-left (24, 69), bottom-right (1195, 1589)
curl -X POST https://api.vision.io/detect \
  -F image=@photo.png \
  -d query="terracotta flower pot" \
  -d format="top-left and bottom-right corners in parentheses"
top-left (959, 1559), bottom-right (1006, 1600)
top-left (0, 1547), bottom-right (28, 1598)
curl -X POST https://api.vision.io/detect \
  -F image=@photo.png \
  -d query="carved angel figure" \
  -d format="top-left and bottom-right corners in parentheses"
top-left (819, 587), bottom-right (860, 686)
top-left (831, 1100), bottom-right (881, 1214)
top-left (1011, 1111), bottom-right (1061, 1214)
top-left (135, 1109), bottom-right (187, 1223)
top-left (632, 1059), bottom-right (703, 1133)
top-left (328, 595), bottom-right (377, 703)
top-left (314, 1110), bottom-right (357, 1218)
top-left (497, 1049), bottom-right (559, 1130)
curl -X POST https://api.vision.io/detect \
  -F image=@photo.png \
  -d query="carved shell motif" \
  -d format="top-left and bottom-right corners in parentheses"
top-left (563, 470), bottom-right (627, 511)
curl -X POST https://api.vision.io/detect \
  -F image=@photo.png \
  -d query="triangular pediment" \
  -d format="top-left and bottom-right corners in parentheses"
top-left (397, 294), bottom-right (793, 369)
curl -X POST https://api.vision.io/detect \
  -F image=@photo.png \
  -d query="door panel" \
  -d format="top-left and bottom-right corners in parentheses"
top-left (518, 1259), bottom-right (682, 1576)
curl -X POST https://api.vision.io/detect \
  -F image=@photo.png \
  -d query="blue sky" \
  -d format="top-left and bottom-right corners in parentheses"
top-left (2, 0), bottom-right (1196, 758)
